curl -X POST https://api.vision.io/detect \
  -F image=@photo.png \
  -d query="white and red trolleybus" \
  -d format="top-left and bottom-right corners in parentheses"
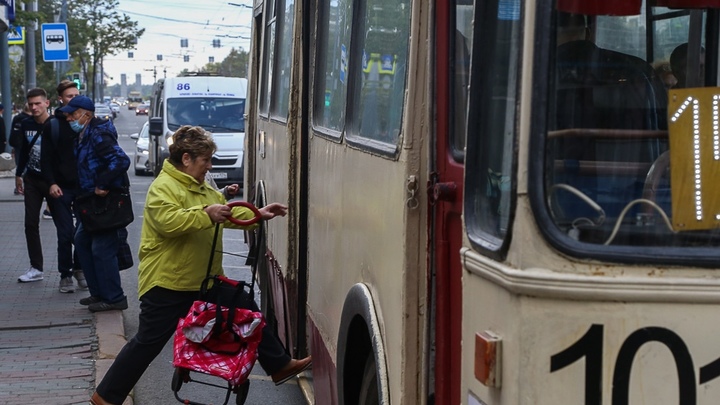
top-left (243, 0), bottom-right (720, 402)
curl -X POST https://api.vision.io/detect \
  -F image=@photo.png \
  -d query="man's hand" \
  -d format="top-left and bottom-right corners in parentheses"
top-left (95, 187), bottom-right (109, 197)
top-left (224, 184), bottom-right (239, 197)
top-left (49, 184), bottom-right (63, 198)
top-left (15, 177), bottom-right (23, 195)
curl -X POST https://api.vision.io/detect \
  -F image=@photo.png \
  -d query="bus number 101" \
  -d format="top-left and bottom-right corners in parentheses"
top-left (550, 324), bottom-right (720, 404)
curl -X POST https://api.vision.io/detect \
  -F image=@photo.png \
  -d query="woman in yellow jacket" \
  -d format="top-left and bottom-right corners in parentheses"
top-left (91, 125), bottom-right (311, 405)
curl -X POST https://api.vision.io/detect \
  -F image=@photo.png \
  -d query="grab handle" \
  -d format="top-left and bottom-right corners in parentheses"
top-left (226, 201), bottom-right (262, 226)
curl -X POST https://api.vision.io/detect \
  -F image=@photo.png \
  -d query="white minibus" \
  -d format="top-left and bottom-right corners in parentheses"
top-left (148, 75), bottom-right (247, 187)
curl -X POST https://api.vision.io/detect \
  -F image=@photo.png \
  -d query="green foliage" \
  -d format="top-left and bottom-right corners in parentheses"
top-left (9, 0), bottom-right (144, 105)
top-left (200, 47), bottom-right (249, 77)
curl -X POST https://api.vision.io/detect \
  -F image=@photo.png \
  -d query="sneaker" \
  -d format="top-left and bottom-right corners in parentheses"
top-left (59, 277), bottom-right (75, 293)
top-left (73, 270), bottom-right (88, 290)
top-left (79, 296), bottom-right (102, 306)
top-left (42, 210), bottom-right (52, 219)
top-left (88, 296), bottom-right (128, 312)
top-left (18, 267), bottom-right (43, 282)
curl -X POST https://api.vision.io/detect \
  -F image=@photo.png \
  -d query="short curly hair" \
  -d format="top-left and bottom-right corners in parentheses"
top-left (168, 125), bottom-right (217, 166)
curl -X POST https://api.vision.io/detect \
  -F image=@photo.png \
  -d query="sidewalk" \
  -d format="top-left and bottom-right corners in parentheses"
top-left (0, 172), bottom-right (130, 405)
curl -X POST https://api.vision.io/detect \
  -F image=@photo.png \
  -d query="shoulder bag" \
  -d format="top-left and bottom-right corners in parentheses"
top-left (75, 187), bottom-right (134, 233)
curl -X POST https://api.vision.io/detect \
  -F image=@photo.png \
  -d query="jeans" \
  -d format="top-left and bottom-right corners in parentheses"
top-left (47, 187), bottom-right (80, 278)
top-left (97, 287), bottom-right (291, 404)
top-left (74, 222), bottom-right (124, 303)
top-left (22, 174), bottom-right (49, 271)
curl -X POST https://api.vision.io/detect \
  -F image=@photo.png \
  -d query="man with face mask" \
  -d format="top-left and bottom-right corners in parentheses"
top-left (40, 80), bottom-right (87, 293)
top-left (60, 95), bottom-right (131, 312)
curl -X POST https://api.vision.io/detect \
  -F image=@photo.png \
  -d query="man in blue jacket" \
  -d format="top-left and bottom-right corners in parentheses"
top-left (60, 95), bottom-right (130, 312)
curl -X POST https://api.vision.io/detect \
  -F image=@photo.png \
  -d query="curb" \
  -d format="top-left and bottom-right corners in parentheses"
top-left (94, 311), bottom-right (134, 405)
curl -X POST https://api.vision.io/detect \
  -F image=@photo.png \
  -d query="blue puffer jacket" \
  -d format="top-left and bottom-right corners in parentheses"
top-left (75, 117), bottom-right (130, 192)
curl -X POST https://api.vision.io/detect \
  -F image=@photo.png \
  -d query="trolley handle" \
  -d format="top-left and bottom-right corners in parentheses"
top-left (226, 201), bottom-right (262, 226)
top-left (214, 275), bottom-right (240, 287)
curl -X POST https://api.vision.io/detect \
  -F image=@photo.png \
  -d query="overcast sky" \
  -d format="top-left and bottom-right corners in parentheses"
top-left (103, 0), bottom-right (252, 86)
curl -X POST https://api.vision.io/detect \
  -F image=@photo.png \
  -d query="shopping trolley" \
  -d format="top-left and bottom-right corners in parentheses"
top-left (171, 201), bottom-right (265, 405)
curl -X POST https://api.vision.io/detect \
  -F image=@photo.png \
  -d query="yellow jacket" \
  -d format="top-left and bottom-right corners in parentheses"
top-left (137, 160), bottom-right (257, 298)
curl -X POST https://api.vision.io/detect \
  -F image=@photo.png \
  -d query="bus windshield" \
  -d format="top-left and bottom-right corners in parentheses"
top-left (166, 98), bottom-right (246, 133)
top-left (540, 2), bottom-right (720, 257)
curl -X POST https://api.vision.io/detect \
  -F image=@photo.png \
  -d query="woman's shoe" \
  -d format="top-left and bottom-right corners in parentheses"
top-left (271, 356), bottom-right (312, 385)
top-left (90, 391), bottom-right (115, 405)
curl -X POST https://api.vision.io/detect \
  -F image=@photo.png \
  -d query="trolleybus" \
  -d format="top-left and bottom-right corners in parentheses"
top-left (244, 0), bottom-right (720, 403)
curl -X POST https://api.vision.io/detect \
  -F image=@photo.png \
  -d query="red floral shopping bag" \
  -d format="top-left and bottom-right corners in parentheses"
top-left (173, 300), bottom-right (265, 386)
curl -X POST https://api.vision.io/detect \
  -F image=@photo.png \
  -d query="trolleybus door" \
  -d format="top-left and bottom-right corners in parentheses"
top-left (431, 1), bottom-right (471, 403)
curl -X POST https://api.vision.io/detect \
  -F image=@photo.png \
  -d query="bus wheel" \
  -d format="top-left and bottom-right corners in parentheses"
top-left (358, 354), bottom-right (379, 405)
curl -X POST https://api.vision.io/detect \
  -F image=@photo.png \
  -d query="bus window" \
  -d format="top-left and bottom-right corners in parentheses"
top-left (464, 0), bottom-right (521, 249)
top-left (259, 0), bottom-right (277, 117)
top-left (348, 0), bottom-right (411, 144)
top-left (271, 0), bottom-right (295, 120)
top-left (313, 0), bottom-right (353, 133)
top-left (537, 1), bottom-right (720, 262)
top-left (452, 1), bottom-right (473, 158)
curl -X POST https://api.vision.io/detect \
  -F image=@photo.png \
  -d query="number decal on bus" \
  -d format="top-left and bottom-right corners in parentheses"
top-left (551, 324), bottom-right (720, 404)
top-left (176, 83), bottom-right (191, 90)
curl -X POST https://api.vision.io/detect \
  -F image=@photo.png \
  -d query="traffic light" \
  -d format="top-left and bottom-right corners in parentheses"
top-left (72, 73), bottom-right (81, 89)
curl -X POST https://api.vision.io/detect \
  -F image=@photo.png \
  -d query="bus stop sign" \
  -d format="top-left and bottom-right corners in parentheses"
top-left (41, 23), bottom-right (69, 62)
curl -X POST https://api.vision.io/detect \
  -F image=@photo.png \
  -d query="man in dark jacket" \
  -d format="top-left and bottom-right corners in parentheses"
top-left (10, 104), bottom-right (31, 194)
top-left (0, 104), bottom-right (6, 153)
top-left (60, 95), bottom-right (130, 312)
top-left (15, 88), bottom-right (52, 283)
top-left (41, 80), bottom-right (87, 293)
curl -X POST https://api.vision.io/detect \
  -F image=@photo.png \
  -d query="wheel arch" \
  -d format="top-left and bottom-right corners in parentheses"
top-left (337, 283), bottom-right (391, 405)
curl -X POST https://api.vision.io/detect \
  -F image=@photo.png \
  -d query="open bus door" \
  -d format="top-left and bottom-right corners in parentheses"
top-left (431, 1), bottom-right (471, 403)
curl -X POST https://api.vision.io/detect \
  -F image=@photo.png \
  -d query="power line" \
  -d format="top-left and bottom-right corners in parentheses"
top-left (119, 9), bottom-right (250, 29)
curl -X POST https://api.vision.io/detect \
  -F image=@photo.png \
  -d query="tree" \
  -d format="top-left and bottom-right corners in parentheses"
top-left (201, 47), bottom-right (249, 78)
top-left (66, 0), bottom-right (144, 100)
top-left (8, 0), bottom-right (143, 105)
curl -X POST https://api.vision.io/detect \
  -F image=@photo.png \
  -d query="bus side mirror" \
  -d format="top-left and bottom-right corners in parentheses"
top-left (149, 117), bottom-right (163, 136)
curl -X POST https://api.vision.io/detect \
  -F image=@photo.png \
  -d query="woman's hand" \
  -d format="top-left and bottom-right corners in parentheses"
top-left (259, 203), bottom-right (288, 220)
top-left (204, 203), bottom-right (231, 223)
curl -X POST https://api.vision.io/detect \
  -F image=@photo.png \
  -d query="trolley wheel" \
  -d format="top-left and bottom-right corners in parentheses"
top-left (171, 368), bottom-right (184, 392)
top-left (234, 380), bottom-right (250, 405)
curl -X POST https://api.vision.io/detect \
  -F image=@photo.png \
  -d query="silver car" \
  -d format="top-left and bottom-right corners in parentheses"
top-left (131, 121), bottom-right (150, 176)
top-left (94, 104), bottom-right (114, 122)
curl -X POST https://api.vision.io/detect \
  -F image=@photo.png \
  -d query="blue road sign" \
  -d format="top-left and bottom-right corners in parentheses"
top-left (8, 25), bottom-right (24, 45)
top-left (41, 23), bottom-right (70, 62)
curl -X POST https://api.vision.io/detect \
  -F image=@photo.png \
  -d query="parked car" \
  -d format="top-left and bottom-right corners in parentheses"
top-left (130, 121), bottom-right (150, 175)
top-left (135, 103), bottom-right (149, 115)
top-left (94, 104), bottom-right (113, 122)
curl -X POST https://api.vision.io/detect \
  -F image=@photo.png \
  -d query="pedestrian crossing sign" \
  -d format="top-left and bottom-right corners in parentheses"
top-left (8, 25), bottom-right (24, 45)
